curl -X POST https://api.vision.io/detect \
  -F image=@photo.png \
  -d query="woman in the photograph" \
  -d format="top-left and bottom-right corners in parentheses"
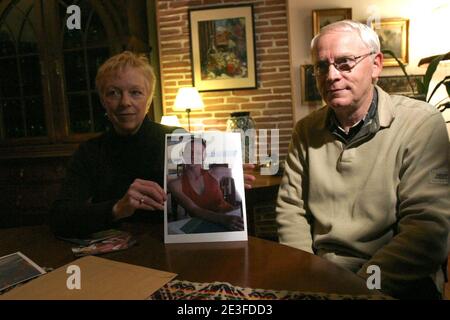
top-left (167, 138), bottom-right (244, 232)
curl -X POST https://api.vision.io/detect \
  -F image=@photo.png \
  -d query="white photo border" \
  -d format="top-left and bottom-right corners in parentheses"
top-left (164, 132), bottom-right (248, 244)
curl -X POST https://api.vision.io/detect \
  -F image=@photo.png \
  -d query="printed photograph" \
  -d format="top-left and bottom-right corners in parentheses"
top-left (0, 252), bottom-right (46, 292)
top-left (164, 132), bottom-right (248, 244)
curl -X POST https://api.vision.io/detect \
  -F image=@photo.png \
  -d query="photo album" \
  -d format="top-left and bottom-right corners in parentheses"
top-left (164, 132), bottom-right (248, 244)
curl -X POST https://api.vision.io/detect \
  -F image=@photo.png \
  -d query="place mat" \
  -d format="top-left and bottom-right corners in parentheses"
top-left (149, 279), bottom-right (393, 300)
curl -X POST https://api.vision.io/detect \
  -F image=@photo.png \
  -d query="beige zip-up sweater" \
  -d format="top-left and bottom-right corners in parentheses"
top-left (276, 86), bottom-right (449, 298)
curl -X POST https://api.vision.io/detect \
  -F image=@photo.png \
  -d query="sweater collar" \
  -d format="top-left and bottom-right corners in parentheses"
top-left (374, 85), bottom-right (395, 128)
top-left (320, 85), bottom-right (395, 131)
top-left (107, 116), bottom-right (153, 144)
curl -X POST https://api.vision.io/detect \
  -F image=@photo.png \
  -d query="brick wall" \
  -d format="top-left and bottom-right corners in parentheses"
top-left (156, 0), bottom-right (293, 159)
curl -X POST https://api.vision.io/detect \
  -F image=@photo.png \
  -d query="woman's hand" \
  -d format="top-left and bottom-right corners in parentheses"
top-left (243, 163), bottom-right (256, 189)
top-left (112, 179), bottom-right (167, 220)
top-left (221, 215), bottom-right (244, 231)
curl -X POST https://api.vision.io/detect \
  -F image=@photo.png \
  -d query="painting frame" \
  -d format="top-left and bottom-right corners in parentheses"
top-left (312, 8), bottom-right (352, 37)
top-left (188, 4), bottom-right (257, 92)
top-left (371, 18), bottom-right (409, 67)
top-left (377, 75), bottom-right (423, 96)
top-left (300, 65), bottom-right (322, 104)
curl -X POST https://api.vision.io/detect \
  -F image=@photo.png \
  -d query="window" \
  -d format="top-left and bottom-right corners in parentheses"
top-left (0, 0), bottom-right (157, 157)
top-left (0, 0), bottom-right (46, 139)
top-left (59, 0), bottom-right (111, 134)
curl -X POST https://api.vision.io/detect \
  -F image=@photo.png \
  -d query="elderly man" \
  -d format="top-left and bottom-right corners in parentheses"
top-left (276, 20), bottom-right (449, 299)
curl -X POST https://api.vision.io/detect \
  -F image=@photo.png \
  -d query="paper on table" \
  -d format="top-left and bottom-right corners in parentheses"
top-left (0, 256), bottom-right (177, 300)
top-left (71, 233), bottom-right (137, 257)
top-left (0, 252), bottom-right (46, 293)
top-left (58, 229), bottom-right (128, 246)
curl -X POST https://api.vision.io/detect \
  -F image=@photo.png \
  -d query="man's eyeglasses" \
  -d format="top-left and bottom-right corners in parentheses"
top-left (313, 51), bottom-right (376, 76)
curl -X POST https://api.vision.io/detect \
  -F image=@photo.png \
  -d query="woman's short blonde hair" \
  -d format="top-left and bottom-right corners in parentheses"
top-left (95, 51), bottom-right (156, 98)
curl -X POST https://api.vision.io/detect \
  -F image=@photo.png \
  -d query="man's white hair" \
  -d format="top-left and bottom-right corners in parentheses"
top-left (311, 20), bottom-right (380, 53)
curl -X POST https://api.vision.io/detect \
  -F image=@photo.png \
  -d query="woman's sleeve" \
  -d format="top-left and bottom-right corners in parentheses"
top-left (50, 143), bottom-right (117, 238)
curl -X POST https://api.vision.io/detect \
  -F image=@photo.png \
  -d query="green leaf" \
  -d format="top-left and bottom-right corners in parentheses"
top-left (416, 79), bottom-right (426, 95)
top-left (381, 49), bottom-right (415, 94)
top-left (423, 54), bottom-right (446, 97)
top-left (427, 76), bottom-right (450, 102)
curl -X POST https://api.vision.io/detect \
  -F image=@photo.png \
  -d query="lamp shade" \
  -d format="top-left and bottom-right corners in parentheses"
top-left (160, 115), bottom-right (180, 127)
top-left (173, 87), bottom-right (204, 111)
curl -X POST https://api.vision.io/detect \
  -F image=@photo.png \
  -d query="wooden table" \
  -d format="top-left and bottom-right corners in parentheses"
top-left (0, 223), bottom-right (374, 296)
top-left (250, 172), bottom-right (282, 189)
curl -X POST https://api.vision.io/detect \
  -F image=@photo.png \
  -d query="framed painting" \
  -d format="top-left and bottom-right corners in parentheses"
top-left (312, 8), bottom-right (352, 37)
top-left (377, 75), bottom-right (423, 96)
top-left (188, 4), bottom-right (257, 91)
top-left (371, 18), bottom-right (409, 66)
top-left (300, 65), bottom-right (322, 104)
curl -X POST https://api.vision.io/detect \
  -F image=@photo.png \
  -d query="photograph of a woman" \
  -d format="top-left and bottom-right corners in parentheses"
top-left (164, 133), bottom-right (247, 243)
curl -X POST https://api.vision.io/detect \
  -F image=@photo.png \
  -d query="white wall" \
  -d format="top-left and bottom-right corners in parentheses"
top-left (287, 0), bottom-right (450, 129)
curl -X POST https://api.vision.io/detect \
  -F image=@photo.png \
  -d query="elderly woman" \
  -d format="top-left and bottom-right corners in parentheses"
top-left (51, 51), bottom-right (254, 238)
top-left (51, 51), bottom-right (182, 237)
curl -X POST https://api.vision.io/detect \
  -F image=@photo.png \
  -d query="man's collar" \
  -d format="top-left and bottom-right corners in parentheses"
top-left (374, 85), bottom-right (395, 128)
top-left (319, 85), bottom-right (395, 131)
top-left (327, 88), bottom-right (378, 133)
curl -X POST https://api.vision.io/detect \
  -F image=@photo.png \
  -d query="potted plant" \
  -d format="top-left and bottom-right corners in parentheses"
top-left (381, 50), bottom-right (450, 113)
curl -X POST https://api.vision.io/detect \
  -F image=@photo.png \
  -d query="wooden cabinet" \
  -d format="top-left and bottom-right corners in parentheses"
top-left (245, 174), bottom-right (281, 242)
top-left (0, 0), bottom-right (160, 227)
top-left (0, 157), bottom-right (69, 227)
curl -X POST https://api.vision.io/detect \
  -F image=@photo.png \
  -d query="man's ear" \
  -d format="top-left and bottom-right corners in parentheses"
top-left (372, 52), bottom-right (383, 80)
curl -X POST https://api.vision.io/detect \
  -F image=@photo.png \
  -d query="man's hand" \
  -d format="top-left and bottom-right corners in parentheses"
top-left (112, 179), bottom-right (167, 220)
top-left (243, 163), bottom-right (256, 189)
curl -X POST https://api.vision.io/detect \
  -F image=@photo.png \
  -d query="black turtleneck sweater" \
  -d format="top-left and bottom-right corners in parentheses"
top-left (50, 118), bottom-right (181, 237)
